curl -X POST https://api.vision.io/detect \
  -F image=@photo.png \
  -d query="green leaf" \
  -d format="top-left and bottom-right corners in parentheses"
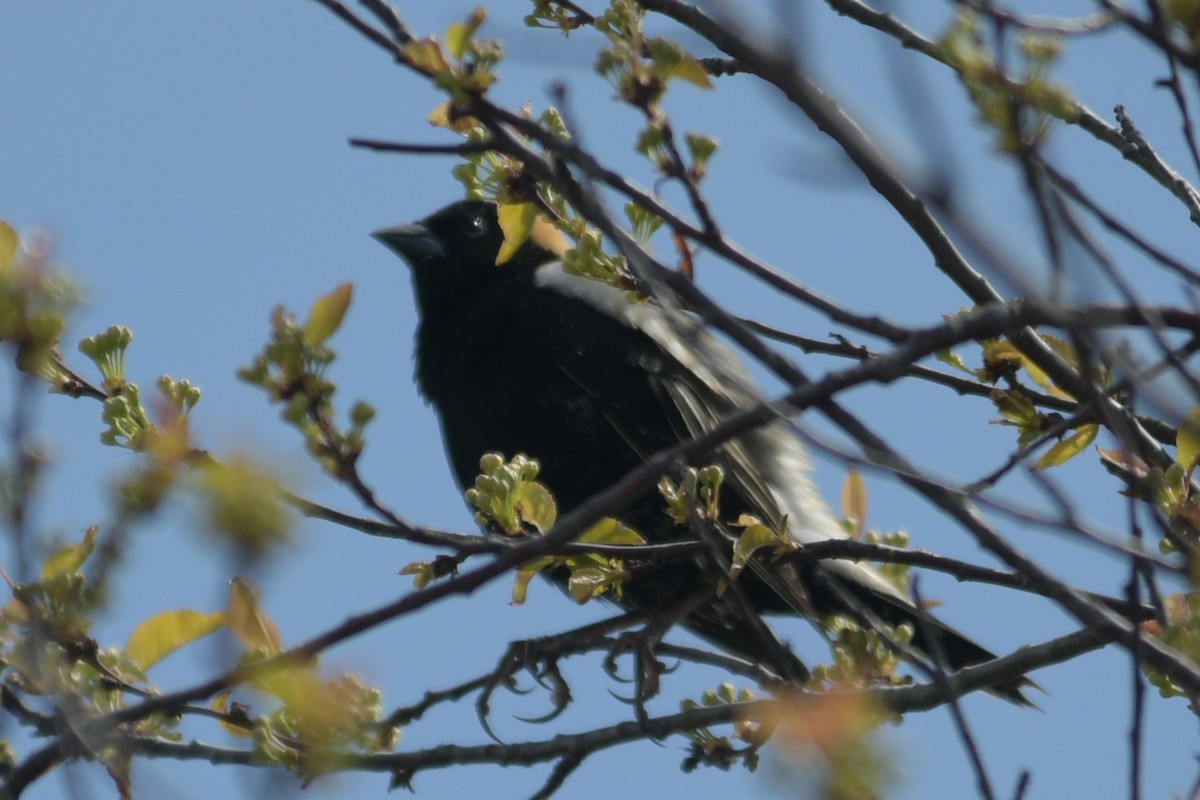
top-left (426, 101), bottom-right (480, 134)
top-left (303, 282), bottom-right (353, 346)
top-left (445, 8), bottom-right (486, 59)
top-left (579, 517), bottom-right (645, 545)
top-left (934, 348), bottom-right (975, 376)
top-left (568, 568), bottom-right (609, 603)
top-left (729, 515), bottom-right (780, 582)
top-left (511, 570), bottom-right (535, 605)
top-left (445, 23), bottom-right (469, 60)
top-left (1018, 342), bottom-right (1075, 400)
top-left (495, 202), bottom-right (537, 265)
top-left (990, 389), bottom-right (1035, 423)
top-left (427, 101), bottom-right (453, 128)
top-left (1176, 407), bottom-right (1200, 471)
top-left (684, 132), bottom-right (719, 176)
top-left (399, 561), bottom-right (435, 590)
top-left (511, 557), bottom-right (553, 605)
top-left (41, 526), bottom-right (99, 580)
top-left (645, 38), bottom-right (712, 89)
top-left (990, 388), bottom-right (1042, 446)
top-left (1034, 423), bottom-right (1098, 470)
top-left (126, 609), bottom-right (224, 670)
top-left (402, 38), bottom-right (450, 76)
top-left (514, 480), bottom-right (557, 533)
top-left (980, 339), bottom-right (1023, 379)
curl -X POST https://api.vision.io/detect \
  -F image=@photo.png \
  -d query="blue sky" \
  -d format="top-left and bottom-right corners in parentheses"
top-left (4, 2), bottom-right (1199, 799)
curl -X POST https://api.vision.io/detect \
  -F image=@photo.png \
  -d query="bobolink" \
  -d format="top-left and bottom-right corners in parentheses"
top-left (375, 199), bottom-right (1028, 703)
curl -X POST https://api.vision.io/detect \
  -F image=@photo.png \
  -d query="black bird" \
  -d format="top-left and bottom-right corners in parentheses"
top-left (374, 199), bottom-right (1029, 702)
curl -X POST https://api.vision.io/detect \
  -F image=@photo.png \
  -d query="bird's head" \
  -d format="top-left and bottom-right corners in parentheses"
top-left (372, 200), bottom-right (566, 309)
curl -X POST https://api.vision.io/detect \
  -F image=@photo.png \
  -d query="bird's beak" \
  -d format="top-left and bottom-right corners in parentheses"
top-left (371, 222), bottom-right (446, 263)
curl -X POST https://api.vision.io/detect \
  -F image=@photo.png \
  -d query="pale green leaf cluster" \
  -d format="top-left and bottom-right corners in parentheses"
top-left (77, 326), bottom-right (204, 452)
top-left (939, 11), bottom-right (1078, 153)
top-left (466, 452), bottom-right (557, 535)
top-left (0, 220), bottom-right (78, 384)
top-left (808, 616), bottom-right (913, 704)
top-left (239, 283), bottom-right (375, 479)
top-left (461, 453), bottom-right (647, 604)
top-left (678, 681), bottom-right (762, 773)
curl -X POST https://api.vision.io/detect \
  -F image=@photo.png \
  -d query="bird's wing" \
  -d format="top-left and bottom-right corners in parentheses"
top-left (535, 264), bottom-right (906, 615)
top-left (625, 300), bottom-right (916, 607)
top-left (531, 266), bottom-right (1036, 703)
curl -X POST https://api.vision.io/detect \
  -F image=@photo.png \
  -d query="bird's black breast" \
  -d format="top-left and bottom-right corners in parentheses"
top-left (414, 277), bottom-right (684, 520)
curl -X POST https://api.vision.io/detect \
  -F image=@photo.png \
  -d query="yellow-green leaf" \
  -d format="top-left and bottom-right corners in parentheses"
top-left (839, 468), bottom-right (867, 539)
top-left (934, 348), bottom-right (974, 376)
top-left (980, 339), bottom-right (1023, 378)
top-left (252, 662), bottom-right (318, 712)
top-left (426, 101), bottom-right (480, 134)
top-left (729, 515), bottom-right (779, 582)
top-left (684, 133), bottom-right (719, 176)
top-left (303, 282), bottom-right (353, 346)
top-left (41, 526), bottom-right (99, 580)
top-left (511, 570), bottom-right (536, 605)
top-left (511, 557), bottom-right (553, 605)
top-left (568, 568), bottom-right (608, 603)
top-left (446, 22), bottom-right (470, 60)
top-left (1040, 334), bottom-right (1080, 368)
top-left (1177, 407), bottom-right (1200, 471)
top-left (666, 55), bottom-right (711, 88)
top-left (1018, 351), bottom-right (1074, 401)
top-left (1034, 423), bottom-right (1098, 470)
top-left (445, 8), bottom-right (486, 59)
top-left (645, 38), bottom-right (712, 89)
top-left (403, 38), bottom-right (450, 76)
top-left (227, 577), bottom-right (281, 655)
top-left (990, 388), bottom-right (1038, 426)
top-left (515, 480), bottom-right (557, 533)
top-left (428, 101), bottom-right (453, 128)
top-left (127, 609), bottom-right (224, 670)
top-left (399, 561), bottom-right (435, 589)
top-left (579, 517), bottom-right (645, 545)
top-left (0, 221), bottom-right (17, 271)
top-left (495, 202), bottom-right (537, 265)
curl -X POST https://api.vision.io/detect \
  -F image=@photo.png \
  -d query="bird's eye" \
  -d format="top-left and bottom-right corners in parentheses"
top-left (465, 215), bottom-right (488, 239)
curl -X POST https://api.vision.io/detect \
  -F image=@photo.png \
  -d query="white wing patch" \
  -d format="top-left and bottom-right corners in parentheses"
top-left (534, 261), bottom-right (912, 604)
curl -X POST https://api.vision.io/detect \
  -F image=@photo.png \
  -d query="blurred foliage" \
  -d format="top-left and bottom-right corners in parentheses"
top-left (680, 682), bottom-right (764, 773)
top-left (0, 224), bottom-right (388, 796)
top-left (939, 10), bottom-right (1077, 152)
top-left (239, 283), bottom-right (376, 480)
top-left (3, 0), bottom-right (1200, 794)
top-left (761, 692), bottom-right (896, 800)
top-left (0, 220), bottom-right (78, 385)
